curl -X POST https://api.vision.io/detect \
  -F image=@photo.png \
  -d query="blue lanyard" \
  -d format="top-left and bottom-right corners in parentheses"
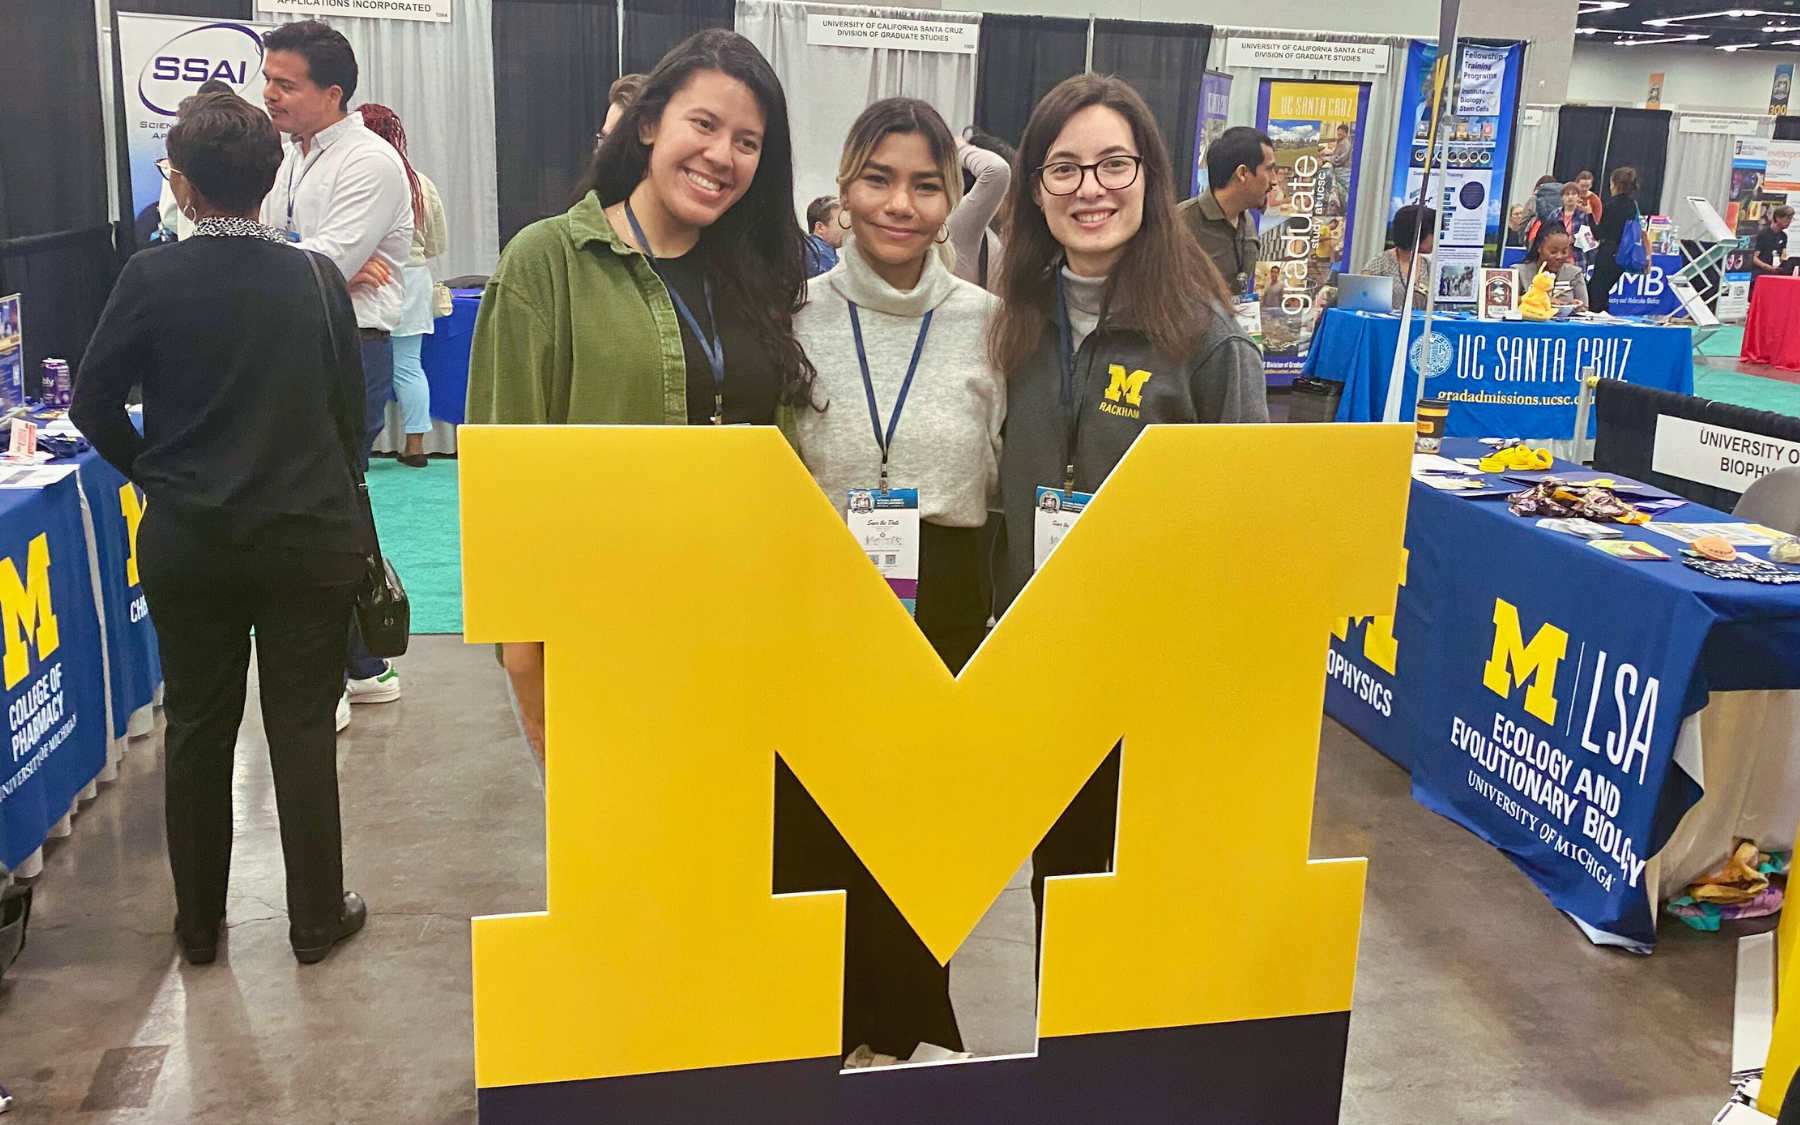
top-left (1051, 275), bottom-right (1108, 493)
top-left (624, 201), bottom-right (726, 424)
top-left (848, 302), bottom-right (932, 493)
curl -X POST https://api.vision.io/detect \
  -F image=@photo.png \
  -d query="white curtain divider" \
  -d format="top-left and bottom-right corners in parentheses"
top-left (1207, 26), bottom-right (1410, 275)
top-left (1507, 103), bottom-right (1557, 222)
top-left (269, 1), bottom-right (500, 279)
top-left (1664, 112), bottom-right (1775, 241)
top-left (736, 0), bottom-right (979, 220)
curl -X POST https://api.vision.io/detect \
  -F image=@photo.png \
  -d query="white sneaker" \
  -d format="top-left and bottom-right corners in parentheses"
top-left (347, 662), bottom-right (401, 704)
top-left (335, 692), bottom-right (351, 732)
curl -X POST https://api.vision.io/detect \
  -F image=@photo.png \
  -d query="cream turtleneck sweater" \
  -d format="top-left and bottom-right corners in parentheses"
top-left (794, 235), bottom-right (1005, 528)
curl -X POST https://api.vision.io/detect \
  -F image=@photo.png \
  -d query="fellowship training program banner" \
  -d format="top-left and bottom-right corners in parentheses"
top-left (1388, 40), bottom-right (1524, 304)
top-left (1254, 80), bottom-right (1370, 377)
top-left (115, 13), bottom-right (273, 248)
top-left (1191, 71), bottom-right (1234, 196)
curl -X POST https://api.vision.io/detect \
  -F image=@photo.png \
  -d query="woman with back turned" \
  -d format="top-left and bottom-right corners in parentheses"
top-left (72, 91), bottom-right (371, 967)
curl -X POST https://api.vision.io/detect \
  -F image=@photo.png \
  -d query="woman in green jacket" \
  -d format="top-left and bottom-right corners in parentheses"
top-left (467, 29), bottom-right (813, 757)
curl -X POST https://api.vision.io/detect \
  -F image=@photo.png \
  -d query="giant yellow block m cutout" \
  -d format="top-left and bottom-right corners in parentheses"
top-left (461, 424), bottom-right (1412, 1124)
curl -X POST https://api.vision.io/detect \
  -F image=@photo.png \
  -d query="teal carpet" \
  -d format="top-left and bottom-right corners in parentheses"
top-left (1697, 325), bottom-right (1743, 357)
top-left (365, 457), bottom-right (462, 634)
top-left (1695, 365), bottom-right (1800, 419)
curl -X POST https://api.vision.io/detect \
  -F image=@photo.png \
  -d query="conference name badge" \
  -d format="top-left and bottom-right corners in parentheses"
top-left (847, 487), bottom-right (920, 614)
top-left (1033, 485), bottom-right (1092, 571)
top-left (1233, 298), bottom-right (1263, 347)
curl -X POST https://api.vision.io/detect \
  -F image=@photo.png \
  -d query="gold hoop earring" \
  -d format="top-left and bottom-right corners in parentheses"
top-left (934, 225), bottom-right (951, 244)
top-left (836, 207), bottom-right (851, 230)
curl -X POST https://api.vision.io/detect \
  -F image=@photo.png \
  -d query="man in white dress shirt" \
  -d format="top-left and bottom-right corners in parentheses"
top-left (260, 20), bottom-right (412, 705)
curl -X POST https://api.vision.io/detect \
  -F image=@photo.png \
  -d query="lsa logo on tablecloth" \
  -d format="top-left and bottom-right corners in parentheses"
top-left (0, 534), bottom-right (59, 692)
top-left (1466, 597), bottom-right (1661, 889)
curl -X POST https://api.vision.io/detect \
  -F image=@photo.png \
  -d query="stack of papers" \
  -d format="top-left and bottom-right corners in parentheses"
top-left (1643, 522), bottom-right (1788, 546)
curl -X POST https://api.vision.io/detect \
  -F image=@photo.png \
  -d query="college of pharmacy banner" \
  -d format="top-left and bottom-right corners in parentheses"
top-left (115, 13), bottom-right (274, 249)
top-left (1254, 79), bottom-right (1371, 376)
top-left (1389, 40), bottom-right (1525, 304)
top-left (0, 476), bottom-right (108, 871)
top-left (74, 455), bottom-right (160, 740)
top-left (1327, 471), bottom-right (1721, 945)
top-left (1191, 71), bottom-right (1234, 196)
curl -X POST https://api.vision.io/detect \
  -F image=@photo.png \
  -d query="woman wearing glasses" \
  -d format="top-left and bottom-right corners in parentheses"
top-left (786, 97), bottom-right (1003, 1063)
top-left (985, 74), bottom-right (1266, 933)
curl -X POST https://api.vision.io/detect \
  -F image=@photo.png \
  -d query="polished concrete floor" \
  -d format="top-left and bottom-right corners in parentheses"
top-left (0, 636), bottom-right (1737, 1122)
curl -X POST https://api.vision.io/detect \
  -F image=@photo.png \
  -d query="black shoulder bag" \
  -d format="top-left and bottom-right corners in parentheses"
top-left (304, 249), bottom-right (411, 657)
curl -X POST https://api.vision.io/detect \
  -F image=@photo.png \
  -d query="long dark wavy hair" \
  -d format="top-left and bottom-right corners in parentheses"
top-left (571, 29), bottom-right (814, 404)
top-left (988, 74), bottom-right (1229, 377)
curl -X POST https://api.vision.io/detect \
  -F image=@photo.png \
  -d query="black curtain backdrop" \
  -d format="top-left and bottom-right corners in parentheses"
top-left (115, 0), bottom-right (253, 16)
top-left (1603, 108), bottom-right (1671, 215)
top-left (1553, 105), bottom-right (1612, 186)
top-left (624, 0), bottom-right (733, 78)
top-left (1092, 20), bottom-right (1212, 199)
top-left (492, 0), bottom-right (619, 248)
top-left (1777, 116), bottom-right (1800, 141)
top-left (972, 15), bottom-right (1089, 150)
top-left (0, 0), bottom-right (109, 241)
top-left (0, 226), bottom-right (123, 393)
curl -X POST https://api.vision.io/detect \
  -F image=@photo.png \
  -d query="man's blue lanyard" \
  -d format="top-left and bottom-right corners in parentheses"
top-left (848, 302), bottom-right (932, 493)
top-left (625, 200), bottom-right (726, 424)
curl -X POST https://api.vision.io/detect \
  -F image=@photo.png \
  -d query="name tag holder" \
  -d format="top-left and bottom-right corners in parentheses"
top-left (848, 488), bottom-right (921, 613)
top-left (1033, 486), bottom-right (1092, 571)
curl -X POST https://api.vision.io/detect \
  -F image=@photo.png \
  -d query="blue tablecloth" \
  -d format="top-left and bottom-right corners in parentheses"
top-left (74, 451), bottom-right (160, 739)
top-left (1325, 439), bottom-right (1800, 945)
top-left (1306, 309), bottom-right (1694, 440)
top-left (418, 288), bottom-right (479, 427)
top-left (0, 470), bottom-right (110, 870)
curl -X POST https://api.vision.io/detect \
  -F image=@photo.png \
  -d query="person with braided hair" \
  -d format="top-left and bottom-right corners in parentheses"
top-left (358, 104), bottom-right (448, 468)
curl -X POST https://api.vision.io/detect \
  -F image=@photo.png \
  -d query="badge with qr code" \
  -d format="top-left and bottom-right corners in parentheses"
top-left (847, 487), bottom-right (920, 615)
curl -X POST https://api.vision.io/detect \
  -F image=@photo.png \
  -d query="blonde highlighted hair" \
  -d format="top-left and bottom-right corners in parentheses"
top-left (835, 97), bottom-right (963, 271)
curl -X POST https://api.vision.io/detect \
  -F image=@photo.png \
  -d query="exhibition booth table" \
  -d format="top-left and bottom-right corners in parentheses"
top-left (1326, 439), bottom-right (1800, 948)
top-left (0, 451), bottom-right (161, 874)
top-left (1742, 275), bottom-right (1800, 372)
top-left (1306, 309), bottom-right (1694, 441)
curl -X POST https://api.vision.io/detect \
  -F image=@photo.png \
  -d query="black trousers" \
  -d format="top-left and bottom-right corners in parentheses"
top-left (1589, 250), bottom-right (1623, 313)
top-left (1030, 745), bottom-right (1121, 952)
top-left (773, 521), bottom-right (987, 1059)
top-left (138, 508), bottom-right (363, 939)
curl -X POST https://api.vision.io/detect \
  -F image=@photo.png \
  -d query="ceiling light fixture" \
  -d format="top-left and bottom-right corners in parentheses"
top-left (1716, 40), bottom-right (1758, 47)
top-left (1615, 32), bottom-right (1711, 42)
top-left (1578, 0), bottom-right (1629, 10)
top-left (1644, 8), bottom-right (1770, 24)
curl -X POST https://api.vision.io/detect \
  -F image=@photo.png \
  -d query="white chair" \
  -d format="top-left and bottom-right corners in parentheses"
top-left (1735, 466), bottom-right (1800, 536)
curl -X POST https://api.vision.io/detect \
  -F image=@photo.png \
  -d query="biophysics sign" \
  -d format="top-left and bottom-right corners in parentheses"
top-left (115, 14), bottom-right (272, 236)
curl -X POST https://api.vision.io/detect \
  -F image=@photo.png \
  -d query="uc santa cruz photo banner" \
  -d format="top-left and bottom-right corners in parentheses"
top-left (115, 13), bottom-right (274, 247)
top-left (1254, 80), bottom-right (1371, 377)
top-left (0, 478), bottom-right (108, 871)
top-left (1325, 487), bottom-right (1711, 945)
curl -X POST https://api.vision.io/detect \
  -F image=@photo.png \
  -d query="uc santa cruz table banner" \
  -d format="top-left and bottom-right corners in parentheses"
top-left (0, 475), bottom-right (108, 871)
top-left (76, 453), bottom-right (160, 738)
top-left (1312, 310), bottom-right (1694, 439)
top-left (1325, 480), bottom-right (1715, 945)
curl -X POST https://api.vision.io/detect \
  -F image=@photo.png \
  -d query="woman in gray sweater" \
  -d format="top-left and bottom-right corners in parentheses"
top-left (787, 96), bottom-right (1005, 1067)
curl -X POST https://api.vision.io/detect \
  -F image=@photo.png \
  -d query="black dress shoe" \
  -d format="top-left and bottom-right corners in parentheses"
top-left (399, 453), bottom-right (428, 468)
top-left (291, 891), bottom-right (367, 964)
top-left (174, 915), bottom-right (222, 965)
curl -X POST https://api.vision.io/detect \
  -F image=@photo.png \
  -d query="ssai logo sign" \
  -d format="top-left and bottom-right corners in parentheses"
top-left (139, 23), bottom-right (264, 116)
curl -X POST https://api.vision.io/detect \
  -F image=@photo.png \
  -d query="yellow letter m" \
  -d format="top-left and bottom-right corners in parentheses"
top-left (1102, 364), bottom-right (1151, 406)
top-left (1481, 597), bottom-right (1567, 725)
top-left (0, 533), bottom-right (59, 690)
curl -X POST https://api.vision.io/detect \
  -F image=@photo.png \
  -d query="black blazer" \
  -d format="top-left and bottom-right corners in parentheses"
top-left (72, 233), bottom-right (371, 555)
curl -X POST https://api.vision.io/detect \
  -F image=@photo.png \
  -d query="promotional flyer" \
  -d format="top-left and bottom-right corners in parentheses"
top-left (115, 13), bottom-right (273, 248)
top-left (1721, 134), bottom-right (1771, 319)
top-left (1388, 40), bottom-right (1525, 304)
top-left (1191, 71), bottom-right (1234, 196)
top-left (1254, 79), bottom-right (1370, 377)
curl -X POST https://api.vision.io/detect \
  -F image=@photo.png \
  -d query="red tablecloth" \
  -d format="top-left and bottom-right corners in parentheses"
top-left (1742, 274), bottom-right (1800, 370)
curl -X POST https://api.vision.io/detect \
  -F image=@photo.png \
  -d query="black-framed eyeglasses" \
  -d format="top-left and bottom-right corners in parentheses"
top-left (1036, 155), bottom-right (1142, 196)
top-left (155, 157), bottom-right (181, 182)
